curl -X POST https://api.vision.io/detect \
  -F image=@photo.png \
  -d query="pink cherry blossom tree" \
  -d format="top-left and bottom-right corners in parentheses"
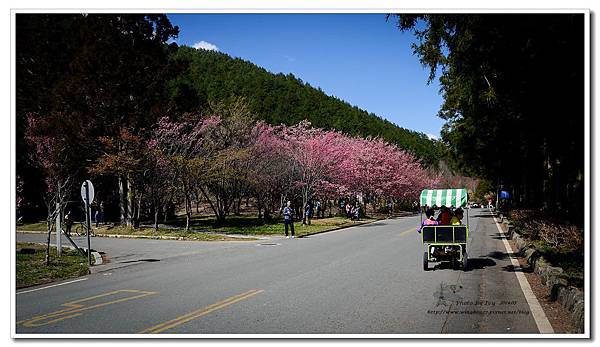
top-left (248, 122), bottom-right (295, 221)
top-left (277, 121), bottom-right (350, 219)
top-left (24, 113), bottom-right (78, 264)
top-left (151, 115), bottom-right (220, 230)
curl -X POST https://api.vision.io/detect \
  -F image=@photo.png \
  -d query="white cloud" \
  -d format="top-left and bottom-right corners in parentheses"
top-left (192, 40), bottom-right (219, 51)
top-left (426, 133), bottom-right (439, 141)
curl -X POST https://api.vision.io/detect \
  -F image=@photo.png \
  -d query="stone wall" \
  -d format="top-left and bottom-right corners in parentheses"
top-left (500, 216), bottom-right (584, 333)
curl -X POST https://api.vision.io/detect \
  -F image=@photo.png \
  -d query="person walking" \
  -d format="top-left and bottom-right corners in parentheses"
top-left (283, 201), bottom-right (295, 238)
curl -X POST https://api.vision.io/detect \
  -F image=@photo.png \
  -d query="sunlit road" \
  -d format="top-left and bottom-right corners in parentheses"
top-left (16, 209), bottom-right (542, 334)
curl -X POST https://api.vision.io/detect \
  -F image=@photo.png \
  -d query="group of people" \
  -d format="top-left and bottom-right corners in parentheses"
top-left (282, 199), bottom-right (362, 238)
top-left (418, 206), bottom-right (464, 233)
top-left (345, 203), bottom-right (361, 222)
top-left (339, 200), bottom-right (361, 221)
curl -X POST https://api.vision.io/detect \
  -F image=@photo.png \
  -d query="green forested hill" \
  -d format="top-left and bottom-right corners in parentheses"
top-left (167, 46), bottom-right (441, 165)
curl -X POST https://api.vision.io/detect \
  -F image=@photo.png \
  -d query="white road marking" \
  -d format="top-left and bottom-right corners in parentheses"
top-left (16, 278), bottom-right (88, 295)
top-left (492, 213), bottom-right (554, 333)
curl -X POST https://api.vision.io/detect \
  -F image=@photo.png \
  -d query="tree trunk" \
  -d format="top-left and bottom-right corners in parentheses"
top-left (195, 190), bottom-right (200, 213)
top-left (46, 220), bottom-right (52, 266)
top-left (134, 195), bottom-right (142, 229)
top-left (235, 195), bottom-right (242, 215)
top-left (127, 178), bottom-right (134, 227)
top-left (185, 192), bottom-right (191, 232)
top-left (118, 175), bottom-right (129, 225)
top-left (154, 208), bottom-right (159, 232)
top-left (302, 188), bottom-right (308, 224)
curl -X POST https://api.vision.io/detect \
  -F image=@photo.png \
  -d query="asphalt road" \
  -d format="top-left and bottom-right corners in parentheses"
top-left (15, 209), bottom-right (542, 335)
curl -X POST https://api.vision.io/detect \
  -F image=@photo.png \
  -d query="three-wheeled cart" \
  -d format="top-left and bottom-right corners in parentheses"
top-left (419, 188), bottom-right (470, 271)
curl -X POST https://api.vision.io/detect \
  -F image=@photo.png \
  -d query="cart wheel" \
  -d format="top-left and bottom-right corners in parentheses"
top-left (462, 252), bottom-right (469, 271)
top-left (423, 252), bottom-right (429, 271)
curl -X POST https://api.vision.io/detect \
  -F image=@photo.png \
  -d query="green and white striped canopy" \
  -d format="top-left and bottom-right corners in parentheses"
top-left (420, 189), bottom-right (468, 208)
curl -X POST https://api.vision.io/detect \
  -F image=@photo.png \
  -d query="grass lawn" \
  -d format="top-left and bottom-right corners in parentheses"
top-left (169, 214), bottom-right (379, 237)
top-left (17, 214), bottom-right (383, 240)
top-left (16, 242), bottom-right (90, 289)
top-left (96, 224), bottom-right (257, 241)
top-left (16, 221), bottom-right (48, 232)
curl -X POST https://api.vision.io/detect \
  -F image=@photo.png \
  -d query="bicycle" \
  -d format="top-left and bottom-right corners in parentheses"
top-left (70, 222), bottom-right (95, 237)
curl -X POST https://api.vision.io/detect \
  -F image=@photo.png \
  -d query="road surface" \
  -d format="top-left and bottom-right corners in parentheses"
top-left (16, 209), bottom-right (544, 334)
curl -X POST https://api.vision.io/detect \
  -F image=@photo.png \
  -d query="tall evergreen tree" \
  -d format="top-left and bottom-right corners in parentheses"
top-left (393, 14), bottom-right (584, 223)
top-left (17, 14), bottom-right (180, 225)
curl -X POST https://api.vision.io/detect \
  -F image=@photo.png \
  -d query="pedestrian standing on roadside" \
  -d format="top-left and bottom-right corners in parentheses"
top-left (94, 210), bottom-right (100, 228)
top-left (99, 201), bottom-right (104, 226)
top-left (64, 210), bottom-right (73, 236)
top-left (283, 201), bottom-right (295, 238)
top-left (303, 202), bottom-right (312, 226)
top-left (353, 204), bottom-right (360, 222)
top-left (315, 200), bottom-right (321, 219)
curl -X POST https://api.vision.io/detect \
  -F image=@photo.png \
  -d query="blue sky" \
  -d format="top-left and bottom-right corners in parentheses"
top-left (167, 13), bottom-right (445, 138)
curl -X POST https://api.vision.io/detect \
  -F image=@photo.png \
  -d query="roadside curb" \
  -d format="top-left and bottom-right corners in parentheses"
top-left (297, 218), bottom-right (384, 238)
top-left (18, 216), bottom-right (391, 242)
top-left (501, 216), bottom-right (584, 333)
top-left (92, 233), bottom-right (266, 241)
top-left (17, 230), bottom-right (266, 241)
top-left (15, 230), bottom-right (47, 234)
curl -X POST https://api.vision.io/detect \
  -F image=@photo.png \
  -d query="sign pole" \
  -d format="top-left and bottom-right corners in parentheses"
top-left (85, 181), bottom-right (92, 266)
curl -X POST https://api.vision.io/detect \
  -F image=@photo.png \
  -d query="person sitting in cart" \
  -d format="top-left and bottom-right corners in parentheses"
top-left (451, 208), bottom-right (464, 225)
top-left (417, 208), bottom-right (438, 232)
top-left (436, 206), bottom-right (452, 225)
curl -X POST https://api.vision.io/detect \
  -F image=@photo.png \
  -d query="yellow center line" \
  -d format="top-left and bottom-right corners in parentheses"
top-left (19, 290), bottom-right (158, 328)
top-left (138, 289), bottom-right (258, 333)
top-left (140, 289), bottom-right (264, 334)
top-left (399, 227), bottom-right (417, 236)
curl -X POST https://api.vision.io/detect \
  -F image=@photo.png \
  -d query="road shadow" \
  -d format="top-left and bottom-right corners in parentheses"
top-left (357, 222), bottom-right (386, 227)
top-left (464, 257), bottom-right (497, 271)
top-left (119, 258), bottom-right (160, 264)
top-left (490, 232), bottom-right (510, 240)
top-left (487, 250), bottom-right (521, 260)
top-left (502, 264), bottom-right (533, 273)
top-left (470, 214), bottom-right (496, 219)
top-left (430, 262), bottom-right (458, 271)
top-left (430, 258), bottom-right (496, 271)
